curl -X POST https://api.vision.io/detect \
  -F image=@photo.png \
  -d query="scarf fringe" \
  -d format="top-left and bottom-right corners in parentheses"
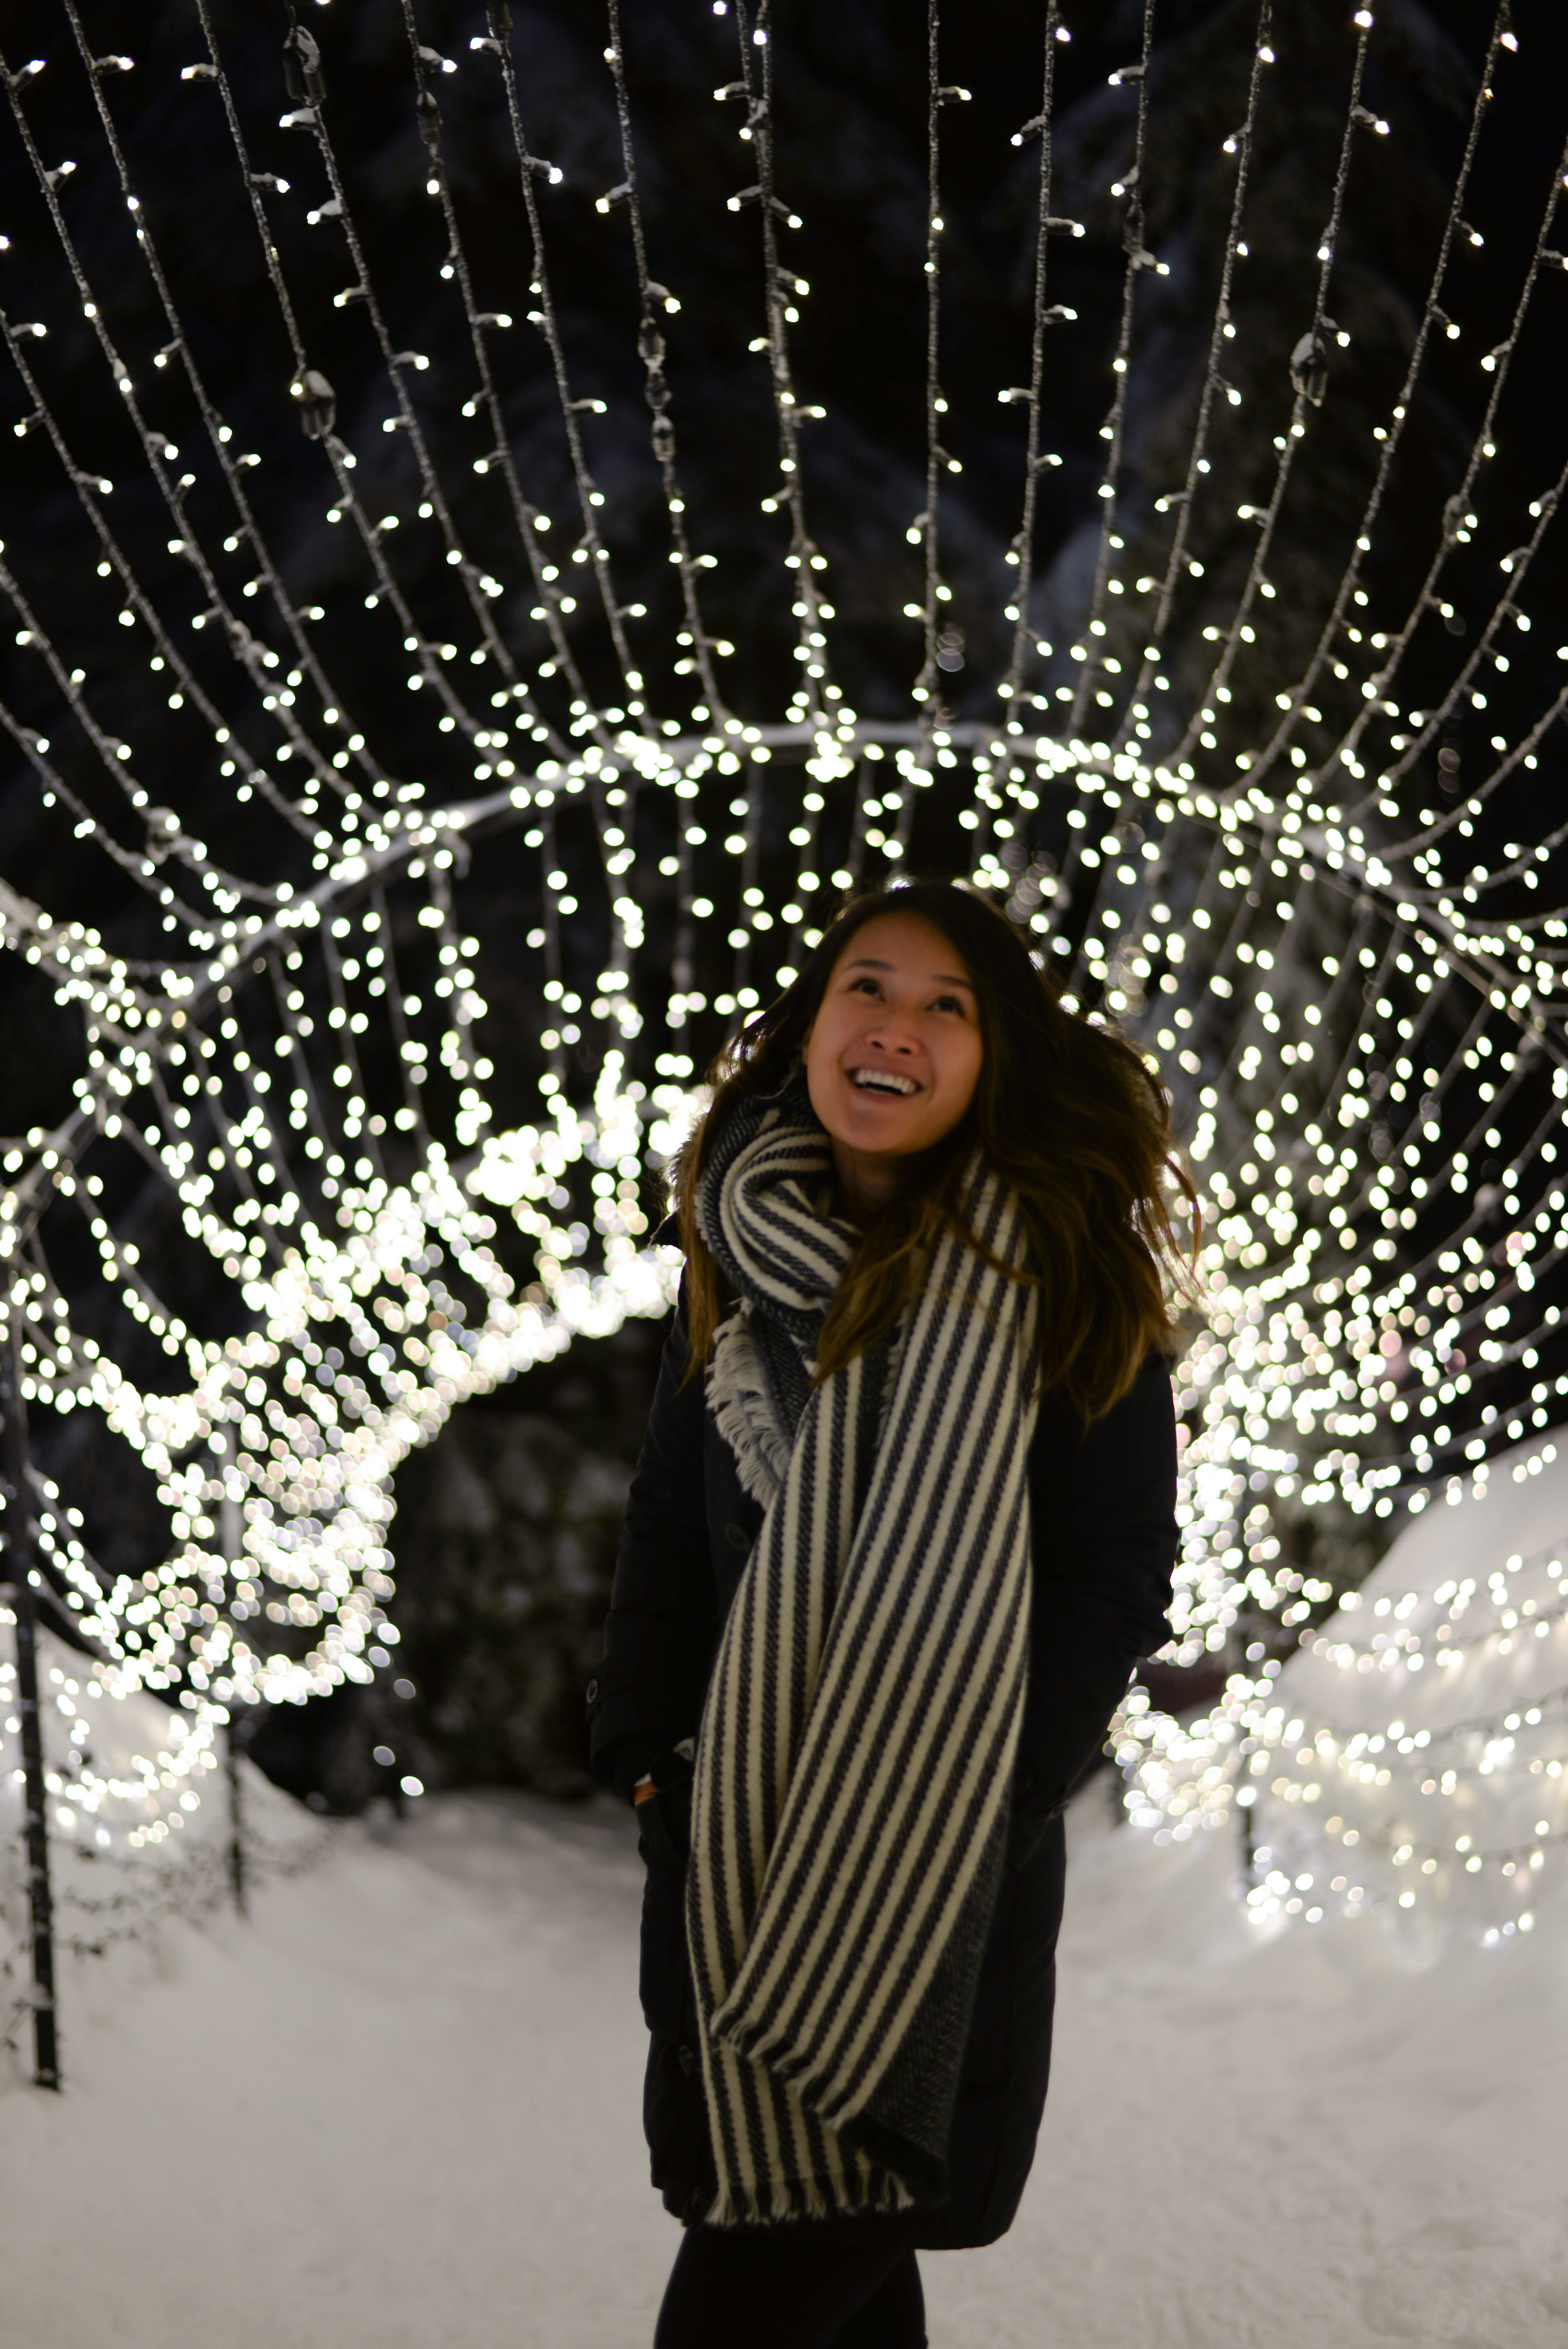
top-left (702, 2171), bottom-right (913, 2229)
top-left (706, 1305), bottom-right (794, 1510)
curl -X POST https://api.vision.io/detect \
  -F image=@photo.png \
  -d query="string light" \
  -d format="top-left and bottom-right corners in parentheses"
top-left (0, 0), bottom-right (1563, 1999)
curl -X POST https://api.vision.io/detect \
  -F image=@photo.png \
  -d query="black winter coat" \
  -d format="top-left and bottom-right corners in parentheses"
top-left (588, 1280), bottom-right (1178, 2249)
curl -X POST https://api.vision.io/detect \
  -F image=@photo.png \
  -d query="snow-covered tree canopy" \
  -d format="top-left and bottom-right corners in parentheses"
top-left (3, 0), bottom-right (1568, 2025)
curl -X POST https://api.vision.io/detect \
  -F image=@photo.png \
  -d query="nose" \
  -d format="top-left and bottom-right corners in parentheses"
top-left (863, 1012), bottom-right (918, 1055)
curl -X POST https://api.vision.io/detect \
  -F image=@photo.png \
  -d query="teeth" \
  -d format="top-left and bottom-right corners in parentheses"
top-left (850, 1068), bottom-right (917, 1095)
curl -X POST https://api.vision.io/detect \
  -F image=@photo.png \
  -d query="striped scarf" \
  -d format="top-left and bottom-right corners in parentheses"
top-left (688, 1081), bottom-right (1039, 2226)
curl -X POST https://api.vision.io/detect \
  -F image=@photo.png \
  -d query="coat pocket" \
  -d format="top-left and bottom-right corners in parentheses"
top-left (637, 1782), bottom-right (694, 2043)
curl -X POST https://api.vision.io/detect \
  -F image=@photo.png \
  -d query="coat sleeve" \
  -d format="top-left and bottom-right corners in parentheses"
top-left (1014, 1346), bottom-right (1178, 1822)
top-left (587, 1275), bottom-right (718, 1800)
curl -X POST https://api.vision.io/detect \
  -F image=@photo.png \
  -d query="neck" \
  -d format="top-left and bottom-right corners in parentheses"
top-left (831, 1144), bottom-right (909, 1230)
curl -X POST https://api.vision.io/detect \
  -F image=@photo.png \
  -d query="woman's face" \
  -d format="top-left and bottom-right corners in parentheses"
top-left (801, 911), bottom-right (984, 1216)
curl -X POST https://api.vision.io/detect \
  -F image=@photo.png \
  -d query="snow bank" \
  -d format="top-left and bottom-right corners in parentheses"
top-left (2, 1627), bottom-right (320, 1989)
top-left (1246, 1427), bottom-right (1568, 1940)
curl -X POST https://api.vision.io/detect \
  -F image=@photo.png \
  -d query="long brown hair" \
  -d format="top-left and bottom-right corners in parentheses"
top-left (672, 878), bottom-right (1198, 1423)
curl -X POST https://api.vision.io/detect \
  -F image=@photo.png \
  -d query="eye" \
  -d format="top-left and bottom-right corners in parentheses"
top-left (932, 994), bottom-right (965, 1015)
top-left (847, 974), bottom-right (882, 996)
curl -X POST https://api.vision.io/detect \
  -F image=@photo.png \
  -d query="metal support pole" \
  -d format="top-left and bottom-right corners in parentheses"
top-left (2, 1310), bottom-right (61, 2089)
top-left (220, 1426), bottom-right (248, 1917)
top-left (224, 1719), bottom-right (248, 1919)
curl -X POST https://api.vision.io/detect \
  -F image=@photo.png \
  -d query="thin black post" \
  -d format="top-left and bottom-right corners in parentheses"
top-left (220, 1432), bottom-right (247, 1916)
top-left (225, 1715), bottom-right (248, 1919)
top-left (2, 1310), bottom-right (61, 2089)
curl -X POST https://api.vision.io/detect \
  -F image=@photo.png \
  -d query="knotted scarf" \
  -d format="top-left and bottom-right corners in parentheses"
top-left (688, 1080), bottom-right (1039, 2224)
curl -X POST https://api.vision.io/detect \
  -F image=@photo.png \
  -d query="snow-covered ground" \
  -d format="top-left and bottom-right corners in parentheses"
top-left (4, 1769), bottom-right (1566, 2349)
top-left (4, 1431), bottom-right (1566, 2345)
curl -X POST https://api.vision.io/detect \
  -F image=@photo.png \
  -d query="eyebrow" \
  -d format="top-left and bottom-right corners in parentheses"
top-left (842, 956), bottom-right (975, 993)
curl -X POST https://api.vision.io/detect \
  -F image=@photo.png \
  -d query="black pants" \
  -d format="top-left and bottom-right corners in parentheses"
top-left (653, 2224), bottom-right (927, 2349)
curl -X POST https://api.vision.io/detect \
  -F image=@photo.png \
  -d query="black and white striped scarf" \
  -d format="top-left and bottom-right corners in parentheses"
top-left (689, 1080), bottom-right (1039, 2225)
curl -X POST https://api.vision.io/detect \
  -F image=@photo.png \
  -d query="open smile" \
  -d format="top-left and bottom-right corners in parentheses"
top-left (846, 1066), bottom-right (922, 1098)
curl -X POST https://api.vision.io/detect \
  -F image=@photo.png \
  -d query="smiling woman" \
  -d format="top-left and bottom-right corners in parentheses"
top-left (588, 879), bottom-right (1199, 2347)
top-left (800, 911), bottom-right (986, 1227)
